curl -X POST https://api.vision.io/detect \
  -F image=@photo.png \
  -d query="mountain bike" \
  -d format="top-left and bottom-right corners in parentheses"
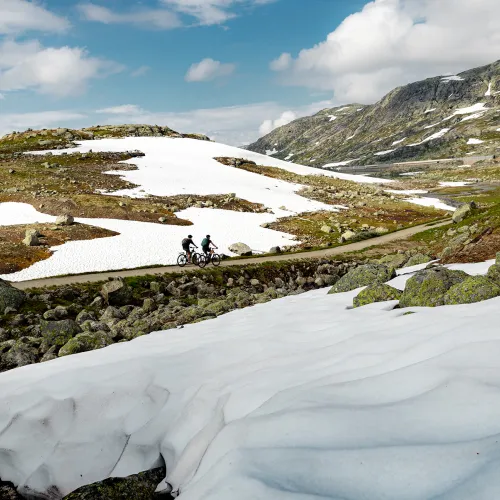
top-left (177, 250), bottom-right (205, 267)
top-left (205, 252), bottom-right (221, 266)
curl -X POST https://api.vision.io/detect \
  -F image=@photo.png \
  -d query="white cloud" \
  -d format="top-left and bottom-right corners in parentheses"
top-left (269, 52), bottom-right (291, 71)
top-left (79, 0), bottom-right (276, 28)
top-left (94, 99), bottom-right (333, 146)
top-left (185, 58), bottom-right (235, 82)
top-left (77, 3), bottom-right (181, 29)
top-left (0, 110), bottom-right (87, 137)
top-left (0, 0), bottom-right (69, 35)
top-left (271, 0), bottom-right (500, 103)
top-left (259, 110), bottom-right (296, 135)
top-left (131, 65), bottom-right (151, 77)
top-left (96, 104), bottom-right (144, 115)
top-left (0, 39), bottom-right (123, 97)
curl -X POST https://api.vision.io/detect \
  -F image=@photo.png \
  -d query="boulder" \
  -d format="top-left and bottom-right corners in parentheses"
top-left (55, 214), bottom-right (75, 226)
top-left (353, 284), bottom-right (402, 308)
top-left (329, 264), bottom-right (396, 294)
top-left (269, 246), bottom-right (281, 254)
top-left (0, 337), bottom-right (39, 371)
top-left (228, 242), bottom-right (252, 256)
top-left (321, 225), bottom-right (333, 234)
top-left (76, 310), bottom-right (97, 325)
top-left (41, 319), bottom-right (82, 349)
top-left (487, 264), bottom-right (500, 285)
top-left (452, 202), bottom-right (475, 223)
top-left (23, 228), bottom-right (40, 246)
top-left (400, 267), bottom-right (469, 308)
top-left (374, 227), bottom-right (389, 235)
top-left (379, 253), bottom-right (408, 269)
top-left (339, 230), bottom-right (357, 243)
top-left (0, 279), bottom-right (26, 313)
top-left (43, 306), bottom-right (68, 321)
top-left (62, 467), bottom-right (167, 500)
top-left (59, 331), bottom-right (114, 357)
top-left (0, 479), bottom-right (24, 500)
top-left (403, 254), bottom-right (432, 268)
top-left (444, 276), bottom-right (500, 305)
top-left (101, 279), bottom-right (133, 306)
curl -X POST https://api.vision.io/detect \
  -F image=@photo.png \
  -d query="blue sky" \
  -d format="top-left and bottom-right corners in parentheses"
top-left (0, 0), bottom-right (498, 144)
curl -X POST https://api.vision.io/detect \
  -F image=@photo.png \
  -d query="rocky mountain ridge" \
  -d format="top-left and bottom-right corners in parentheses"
top-left (247, 60), bottom-right (500, 167)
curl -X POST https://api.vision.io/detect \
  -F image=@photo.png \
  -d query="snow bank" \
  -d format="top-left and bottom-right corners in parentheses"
top-left (409, 128), bottom-right (450, 146)
top-left (467, 138), bottom-right (484, 145)
top-left (404, 196), bottom-right (455, 211)
top-left (2, 262), bottom-right (500, 499)
top-left (439, 181), bottom-right (471, 187)
top-left (375, 149), bottom-right (395, 156)
top-left (0, 203), bottom-right (298, 281)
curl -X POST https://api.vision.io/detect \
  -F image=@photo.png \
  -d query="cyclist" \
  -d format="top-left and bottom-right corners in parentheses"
top-left (201, 234), bottom-right (218, 258)
top-left (181, 235), bottom-right (197, 263)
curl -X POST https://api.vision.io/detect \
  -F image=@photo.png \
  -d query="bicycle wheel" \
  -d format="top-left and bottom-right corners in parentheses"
top-left (177, 253), bottom-right (188, 267)
top-left (197, 254), bottom-right (208, 268)
top-left (211, 253), bottom-right (221, 266)
top-left (192, 253), bottom-right (200, 266)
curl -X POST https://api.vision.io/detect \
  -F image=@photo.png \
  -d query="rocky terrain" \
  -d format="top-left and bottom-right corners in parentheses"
top-left (248, 60), bottom-right (500, 166)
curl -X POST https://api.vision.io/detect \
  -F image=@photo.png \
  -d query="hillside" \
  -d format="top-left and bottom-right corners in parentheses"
top-left (247, 60), bottom-right (500, 167)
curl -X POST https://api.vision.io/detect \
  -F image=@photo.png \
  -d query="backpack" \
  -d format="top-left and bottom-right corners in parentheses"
top-left (201, 238), bottom-right (209, 247)
top-left (182, 238), bottom-right (189, 246)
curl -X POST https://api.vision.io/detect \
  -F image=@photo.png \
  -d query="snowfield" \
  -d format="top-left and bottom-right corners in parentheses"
top-left (2, 261), bottom-right (500, 499)
top-left (0, 203), bottom-right (298, 282)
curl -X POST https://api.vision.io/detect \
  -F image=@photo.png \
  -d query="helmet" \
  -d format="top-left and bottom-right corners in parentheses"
top-left (188, 235), bottom-right (193, 238)
top-left (206, 235), bottom-right (210, 238)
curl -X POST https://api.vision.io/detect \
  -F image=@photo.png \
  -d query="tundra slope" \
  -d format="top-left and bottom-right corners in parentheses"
top-left (248, 60), bottom-right (500, 166)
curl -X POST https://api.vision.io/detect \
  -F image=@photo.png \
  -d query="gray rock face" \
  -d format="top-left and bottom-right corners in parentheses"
top-left (59, 331), bottom-right (113, 357)
top-left (403, 254), bottom-right (432, 268)
top-left (41, 319), bottom-right (82, 349)
top-left (229, 242), bottom-right (252, 256)
top-left (0, 279), bottom-right (26, 313)
top-left (246, 60), bottom-right (500, 167)
top-left (101, 279), bottom-right (133, 306)
top-left (55, 214), bottom-right (75, 226)
top-left (329, 264), bottom-right (396, 293)
top-left (400, 267), bottom-right (469, 308)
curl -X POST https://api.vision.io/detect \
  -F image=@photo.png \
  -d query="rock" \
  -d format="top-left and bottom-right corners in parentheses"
top-left (340, 230), bottom-right (357, 243)
top-left (143, 298), bottom-right (156, 313)
top-left (403, 254), bottom-right (432, 268)
top-left (250, 279), bottom-right (260, 286)
top-left (43, 306), bottom-right (68, 321)
top-left (228, 242), bottom-right (252, 256)
top-left (100, 306), bottom-right (126, 322)
top-left (443, 276), bottom-right (500, 305)
top-left (269, 246), bottom-right (281, 254)
top-left (379, 253), bottom-right (408, 269)
top-left (353, 284), bottom-right (402, 308)
top-left (59, 331), bottom-right (113, 357)
top-left (321, 225), bottom-right (333, 234)
top-left (90, 296), bottom-right (104, 309)
top-left (150, 282), bottom-right (162, 293)
top-left (62, 467), bottom-right (167, 500)
top-left (41, 319), bottom-right (82, 349)
top-left (76, 310), bottom-right (97, 325)
top-left (1, 337), bottom-right (40, 370)
top-left (101, 279), bottom-right (132, 306)
top-left (374, 227), bottom-right (389, 235)
top-left (452, 202), bottom-right (475, 223)
top-left (400, 267), bottom-right (469, 308)
top-left (55, 214), bottom-right (75, 226)
top-left (486, 263), bottom-right (500, 285)
top-left (226, 278), bottom-right (234, 287)
top-left (23, 228), bottom-right (40, 246)
top-left (0, 279), bottom-right (26, 312)
top-left (0, 479), bottom-right (24, 500)
top-left (158, 217), bottom-right (167, 223)
top-left (329, 264), bottom-right (396, 294)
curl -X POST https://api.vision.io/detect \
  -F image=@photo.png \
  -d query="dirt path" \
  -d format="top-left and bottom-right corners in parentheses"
top-left (11, 220), bottom-right (451, 290)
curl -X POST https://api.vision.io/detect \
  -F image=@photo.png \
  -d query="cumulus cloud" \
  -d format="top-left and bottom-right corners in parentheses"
top-left (185, 58), bottom-right (235, 82)
top-left (0, 110), bottom-right (87, 137)
top-left (0, 0), bottom-right (70, 35)
top-left (79, 0), bottom-right (276, 29)
top-left (0, 39), bottom-right (123, 96)
top-left (94, 99), bottom-right (333, 146)
top-left (259, 110), bottom-right (296, 135)
top-left (271, 0), bottom-right (500, 103)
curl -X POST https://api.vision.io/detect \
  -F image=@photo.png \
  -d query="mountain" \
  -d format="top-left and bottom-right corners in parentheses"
top-left (247, 61), bottom-right (500, 167)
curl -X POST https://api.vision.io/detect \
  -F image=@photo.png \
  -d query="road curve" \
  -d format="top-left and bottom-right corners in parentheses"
top-left (11, 220), bottom-right (451, 290)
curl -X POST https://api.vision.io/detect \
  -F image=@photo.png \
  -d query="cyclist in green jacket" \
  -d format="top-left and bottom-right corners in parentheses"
top-left (201, 235), bottom-right (217, 257)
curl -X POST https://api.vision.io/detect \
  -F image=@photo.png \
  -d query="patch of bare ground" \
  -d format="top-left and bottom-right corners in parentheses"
top-left (0, 153), bottom-right (265, 225)
top-left (0, 223), bottom-right (118, 274)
